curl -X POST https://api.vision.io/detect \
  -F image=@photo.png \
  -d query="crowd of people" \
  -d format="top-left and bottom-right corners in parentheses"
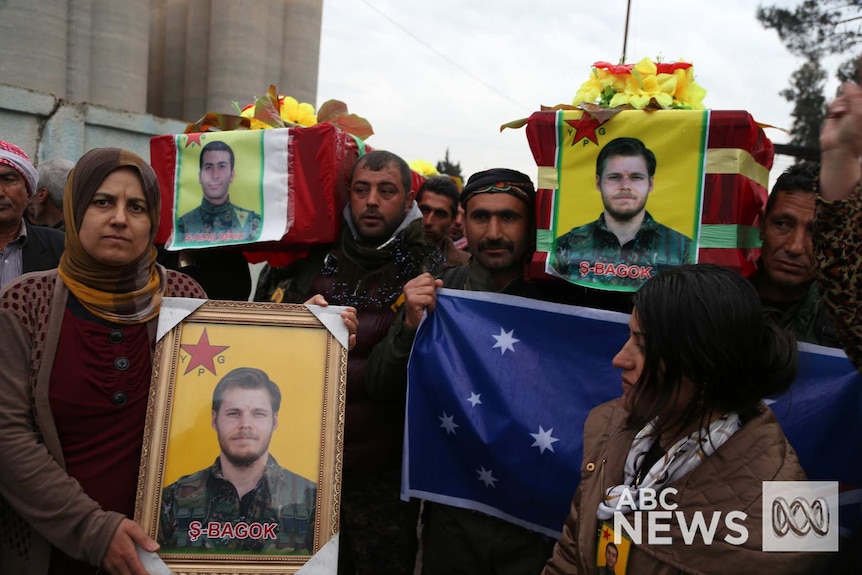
top-left (0, 77), bottom-right (861, 575)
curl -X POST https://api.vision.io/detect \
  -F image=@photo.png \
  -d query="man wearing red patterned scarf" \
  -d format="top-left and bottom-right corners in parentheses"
top-left (0, 139), bottom-right (65, 289)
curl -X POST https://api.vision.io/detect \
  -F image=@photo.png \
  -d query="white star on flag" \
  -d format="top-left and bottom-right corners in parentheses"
top-left (439, 412), bottom-right (459, 435)
top-left (492, 327), bottom-right (519, 355)
top-left (467, 392), bottom-right (482, 407)
top-left (530, 426), bottom-right (560, 454)
top-left (476, 466), bottom-right (498, 487)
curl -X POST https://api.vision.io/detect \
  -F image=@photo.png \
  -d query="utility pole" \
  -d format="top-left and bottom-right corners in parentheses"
top-left (622, 0), bottom-right (632, 63)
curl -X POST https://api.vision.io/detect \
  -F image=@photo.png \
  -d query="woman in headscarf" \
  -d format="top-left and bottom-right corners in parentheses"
top-left (0, 148), bottom-right (208, 575)
top-left (543, 264), bottom-right (819, 575)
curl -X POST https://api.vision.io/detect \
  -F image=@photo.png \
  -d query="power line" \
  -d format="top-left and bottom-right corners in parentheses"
top-left (356, 0), bottom-right (531, 111)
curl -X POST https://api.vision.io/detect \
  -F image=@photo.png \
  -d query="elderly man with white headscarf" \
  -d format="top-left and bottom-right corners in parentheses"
top-left (0, 139), bottom-right (65, 289)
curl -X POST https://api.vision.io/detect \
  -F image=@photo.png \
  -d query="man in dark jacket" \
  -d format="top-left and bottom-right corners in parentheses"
top-left (0, 139), bottom-right (64, 289)
top-left (365, 168), bottom-right (630, 575)
top-left (752, 161), bottom-right (838, 347)
top-left (254, 150), bottom-right (444, 574)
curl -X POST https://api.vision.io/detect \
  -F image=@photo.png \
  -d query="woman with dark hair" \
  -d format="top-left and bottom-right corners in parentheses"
top-left (0, 148), bottom-right (208, 575)
top-left (544, 264), bottom-right (818, 575)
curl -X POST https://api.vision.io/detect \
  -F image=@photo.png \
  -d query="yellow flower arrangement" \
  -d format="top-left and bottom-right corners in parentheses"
top-left (408, 159), bottom-right (439, 177)
top-left (240, 95), bottom-right (318, 128)
top-left (573, 57), bottom-right (707, 111)
top-left (185, 85), bottom-right (373, 140)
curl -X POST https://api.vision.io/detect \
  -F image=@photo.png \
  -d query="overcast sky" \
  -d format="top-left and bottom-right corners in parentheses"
top-left (316, 0), bottom-right (841, 187)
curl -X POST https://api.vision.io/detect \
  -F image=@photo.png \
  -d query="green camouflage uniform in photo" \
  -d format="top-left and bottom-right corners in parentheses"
top-left (554, 211), bottom-right (692, 289)
top-left (159, 455), bottom-right (316, 554)
top-left (177, 199), bottom-right (262, 242)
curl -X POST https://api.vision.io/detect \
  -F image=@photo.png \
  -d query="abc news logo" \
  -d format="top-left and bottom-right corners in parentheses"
top-left (762, 481), bottom-right (838, 552)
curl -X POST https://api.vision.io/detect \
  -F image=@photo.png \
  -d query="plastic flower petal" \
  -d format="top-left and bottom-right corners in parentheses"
top-left (295, 102), bottom-right (318, 127)
top-left (408, 159), bottom-right (439, 176)
top-left (633, 57), bottom-right (657, 77)
top-left (571, 57), bottom-right (707, 110)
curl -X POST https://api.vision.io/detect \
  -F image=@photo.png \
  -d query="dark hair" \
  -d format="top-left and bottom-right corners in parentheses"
top-left (606, 541), bottom-right (618, 553)
top-left (199, 140), bottom-right (235, 171)
top-left (212, 367), bottom-right (281, 414)
top-left (417, 176), bottom-right (459, 217)
top-left (352, 150), bottom-right (411, 196)
top-left (596, 137), bottom-right (657, 178)
top-left (765, 161), bottom-right (820, 216)
top-left (627, 264), bottom-right (797, 433)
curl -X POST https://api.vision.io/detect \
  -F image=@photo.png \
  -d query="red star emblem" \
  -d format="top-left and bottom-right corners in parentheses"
top-left (602, 527), bottom-right (612, 540)
top-left (185, 132), bottom-right (204, 148)
top-left (180, 328), bottom-right (230, 375)
top-left (565, 116), bottom-right (604, 146)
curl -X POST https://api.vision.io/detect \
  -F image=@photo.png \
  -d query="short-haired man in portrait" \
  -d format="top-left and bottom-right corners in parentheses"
top-left (177, 140), bottom-right (262, 243)
top-left (417, 175), bottom-right (470, 267)
top-left (753, 161), bottom-right (838, 346)
top-left (159, 367), bottom-right (317, 554)
top-left (597, 541), bottom-right (619, 575)
top-left (554, 137), bottom-right (691, 287)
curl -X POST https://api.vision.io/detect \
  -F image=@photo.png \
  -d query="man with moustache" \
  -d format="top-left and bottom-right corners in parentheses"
top-left (254, 150), bottom-right (444, 574)
top-left (554, 137), bottom-right (691, 287)
top-left (0, 140), bottom-right (65, 289)
top-left (366, 168), bottom-right (622, 575)
top-left (159, 368), bottom-right (317, 554)
top-left (753, 161), bottom-right (837, 346)
top-left (416, 175), bottom-right (470, 267)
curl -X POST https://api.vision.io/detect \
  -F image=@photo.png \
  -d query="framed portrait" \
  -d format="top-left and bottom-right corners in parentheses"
top-left (136, 301), bottom-right (346, 574)
top-left (544, 109), bottom-right (707, 292)
top-left (165, 129), bottom-right (292, 250)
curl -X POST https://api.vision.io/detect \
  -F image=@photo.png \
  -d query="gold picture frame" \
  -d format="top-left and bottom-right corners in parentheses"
top-left (136, 300), bottom-right (345, 574)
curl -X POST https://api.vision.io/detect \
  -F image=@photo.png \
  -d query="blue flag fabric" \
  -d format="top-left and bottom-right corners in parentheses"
top-left (403, 289), bottom-right (862, 538)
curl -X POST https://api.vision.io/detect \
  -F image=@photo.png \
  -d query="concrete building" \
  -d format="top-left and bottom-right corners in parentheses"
top-left (0, 0), bottom-right (322, 160)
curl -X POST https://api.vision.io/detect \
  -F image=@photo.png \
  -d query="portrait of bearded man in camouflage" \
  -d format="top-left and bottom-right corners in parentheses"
top-left (159, 367), bottom-right (317, 554)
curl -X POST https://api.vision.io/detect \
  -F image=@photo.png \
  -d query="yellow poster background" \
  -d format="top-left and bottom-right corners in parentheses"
top-left (174, 131), bottom-right (264, 219)
top-left (162, 321), bottom-right (327, 487)
top-left (555, 109), bottom-right (707, 241)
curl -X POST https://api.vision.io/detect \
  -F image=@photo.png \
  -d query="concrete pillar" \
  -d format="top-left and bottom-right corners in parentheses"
top-left (145, 0), bottom-right (321, 122)
top-left (89, 0), bottom-right (150, 112)
top-left (260, 0), bottom-right (286, 103)
top-left (182, 0), bottom-right (212, 120)
top-left (0, 0), bottom-right (69, 97)
top-left (205, 0), bottom-right (268, 114)
top-left (281, 0), bottom-right (321, 106)
top-left (67, 0), bottom-right (93, 103)
top-left (147, 0), bottom-right (167, 116)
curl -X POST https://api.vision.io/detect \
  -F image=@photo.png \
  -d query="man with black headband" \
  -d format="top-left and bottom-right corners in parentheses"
top-left (367, 168), bottom-right (591, 575)
top-left (0, 139), bottom-right (65, 288)
top-left (554, 137), bottom-right (691, 287)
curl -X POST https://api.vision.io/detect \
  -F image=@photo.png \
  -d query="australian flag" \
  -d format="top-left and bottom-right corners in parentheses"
top-left (403, 289), bottom-right (862, 538)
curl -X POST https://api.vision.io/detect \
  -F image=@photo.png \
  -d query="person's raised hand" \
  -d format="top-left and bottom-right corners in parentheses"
top-left (402, 273), bottom-right (444, 330)
top-left (821, 82), bottom-right (862, 158)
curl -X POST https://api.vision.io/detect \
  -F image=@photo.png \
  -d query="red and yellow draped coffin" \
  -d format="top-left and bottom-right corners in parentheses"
top-left (524, 108), bottom-right (774, 290)
top-left (150, 123), bottom-right (366, 267)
